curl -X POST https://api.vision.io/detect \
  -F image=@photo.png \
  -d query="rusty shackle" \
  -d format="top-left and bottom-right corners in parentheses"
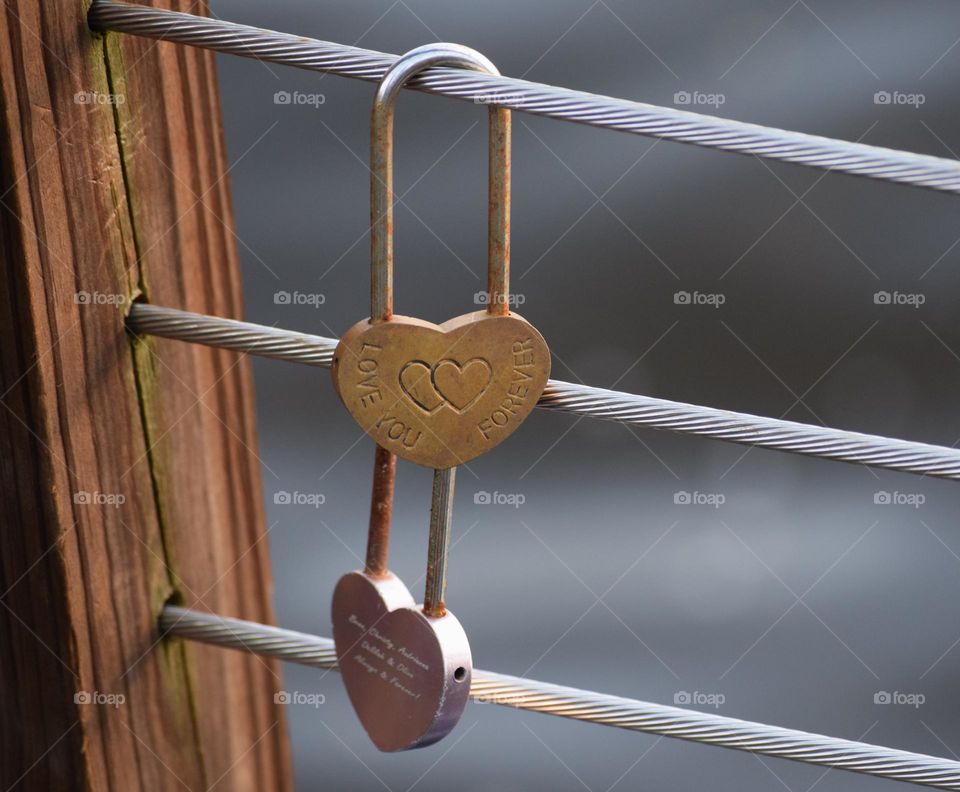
top-left (370, 43), bottom-right (511, 322)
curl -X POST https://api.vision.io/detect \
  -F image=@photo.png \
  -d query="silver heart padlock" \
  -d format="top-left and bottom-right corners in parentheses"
top-left (332, 453), bottom-right (471, 751)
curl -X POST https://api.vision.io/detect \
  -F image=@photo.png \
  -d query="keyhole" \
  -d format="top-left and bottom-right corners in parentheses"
top-left (454, 667), bottom-right (466, 682)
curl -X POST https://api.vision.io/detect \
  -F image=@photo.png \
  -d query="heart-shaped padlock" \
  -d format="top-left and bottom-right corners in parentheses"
top-left (333, 448), bottom-right (470, 751)
top-left (331, 568), bottom-right (471, 752)
top-left (330, 40), bottom-right (550, 470)
top-left (334, 312), bottom-right (549, 468)
top-left (333, 45), bottom-right (520, 752)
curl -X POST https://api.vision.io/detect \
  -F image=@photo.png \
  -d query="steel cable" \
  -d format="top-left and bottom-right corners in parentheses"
top-left (129, 304), bottom-right (337, 367)
top-left (128, 303), bottom-right (960, 481)
top-left (88, 0), bottom-right (960, 195)
top-left (161, 606), bottom-right (960, 790)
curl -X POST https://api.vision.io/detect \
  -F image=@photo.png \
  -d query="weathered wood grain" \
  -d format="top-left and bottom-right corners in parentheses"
top-left (0, 1), bottom-right (291, 788)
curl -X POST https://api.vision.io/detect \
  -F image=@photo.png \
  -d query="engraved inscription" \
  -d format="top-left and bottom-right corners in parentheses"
top-left (355, 342), bottom-right (383, 410)
top-left (375, 413), bottom-right (422, 449)
top-left (476, 339), bottom-right (536, 440)
top-left (346, 613), bottom-right (429, 701)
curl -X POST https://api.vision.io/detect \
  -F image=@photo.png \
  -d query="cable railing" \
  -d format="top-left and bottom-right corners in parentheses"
top-left (88, 1), bottom-right (960, 786)
top-left (162, 606), bottom-right (960, 791)
top-left (88, 0), bottom-right (960, 194)
top-left (129, 303), bottom-right (960, 481)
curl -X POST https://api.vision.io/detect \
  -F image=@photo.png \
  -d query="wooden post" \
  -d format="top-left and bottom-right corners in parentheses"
top-left (0, 1), bottom-right (292, 789)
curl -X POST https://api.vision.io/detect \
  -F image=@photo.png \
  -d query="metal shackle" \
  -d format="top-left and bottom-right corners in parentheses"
top-left (370, 43), bottom-right (511, 321)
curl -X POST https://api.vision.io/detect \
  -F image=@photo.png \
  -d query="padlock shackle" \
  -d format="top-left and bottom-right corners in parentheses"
top-left (371, 43), bottom-right (511, 322)
top-left (363, 444), bottom-right (396, 578)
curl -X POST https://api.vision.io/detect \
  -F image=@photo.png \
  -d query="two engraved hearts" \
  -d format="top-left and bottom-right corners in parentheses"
top-left (332, 312), bottom-right (550, 469)
top-left (399, 357), bottom-right (491, 414)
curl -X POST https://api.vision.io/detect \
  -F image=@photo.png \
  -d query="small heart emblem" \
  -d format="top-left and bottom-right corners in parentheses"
top-left (399, 362), bottom-right (445, 413)
top-left (332, 311), bottom-right (550, 468)
top-left (433, 358), bottom-right (492, 411)
top-left (332, 571), bottom-right (471, 752)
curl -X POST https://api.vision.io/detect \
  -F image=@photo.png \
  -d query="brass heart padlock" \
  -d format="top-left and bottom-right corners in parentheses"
top-left (331, 43), bottom-right (550, 469)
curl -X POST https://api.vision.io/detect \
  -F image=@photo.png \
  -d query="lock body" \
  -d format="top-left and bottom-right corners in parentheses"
top-left (331, 570), bottom-right (471, 752)
top-left (333, 311), bottom-right (548, 468)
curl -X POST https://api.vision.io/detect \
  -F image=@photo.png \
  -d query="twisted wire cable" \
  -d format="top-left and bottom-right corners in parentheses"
top-left (127, 303), bottom-right (960, 481)
top-left (129, 302), bottom-right (337, 367)
top-left (163, 605), bottom-right (339, 667)
top-left (161, 606), bottom-right (960, 790)
top-left (88, 0), bottom-right (960, 195)
top-left (537, 380), bottom-right (960, 480)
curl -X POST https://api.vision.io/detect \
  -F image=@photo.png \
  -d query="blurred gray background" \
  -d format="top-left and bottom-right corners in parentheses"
top-left (208, 1), bottom-right (960, 788)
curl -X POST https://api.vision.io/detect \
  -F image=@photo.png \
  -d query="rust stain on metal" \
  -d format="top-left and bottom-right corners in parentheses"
top-left (487, 105), bottom-right (511, 317)
top-left (364, 444), bottom-right (396, 577)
